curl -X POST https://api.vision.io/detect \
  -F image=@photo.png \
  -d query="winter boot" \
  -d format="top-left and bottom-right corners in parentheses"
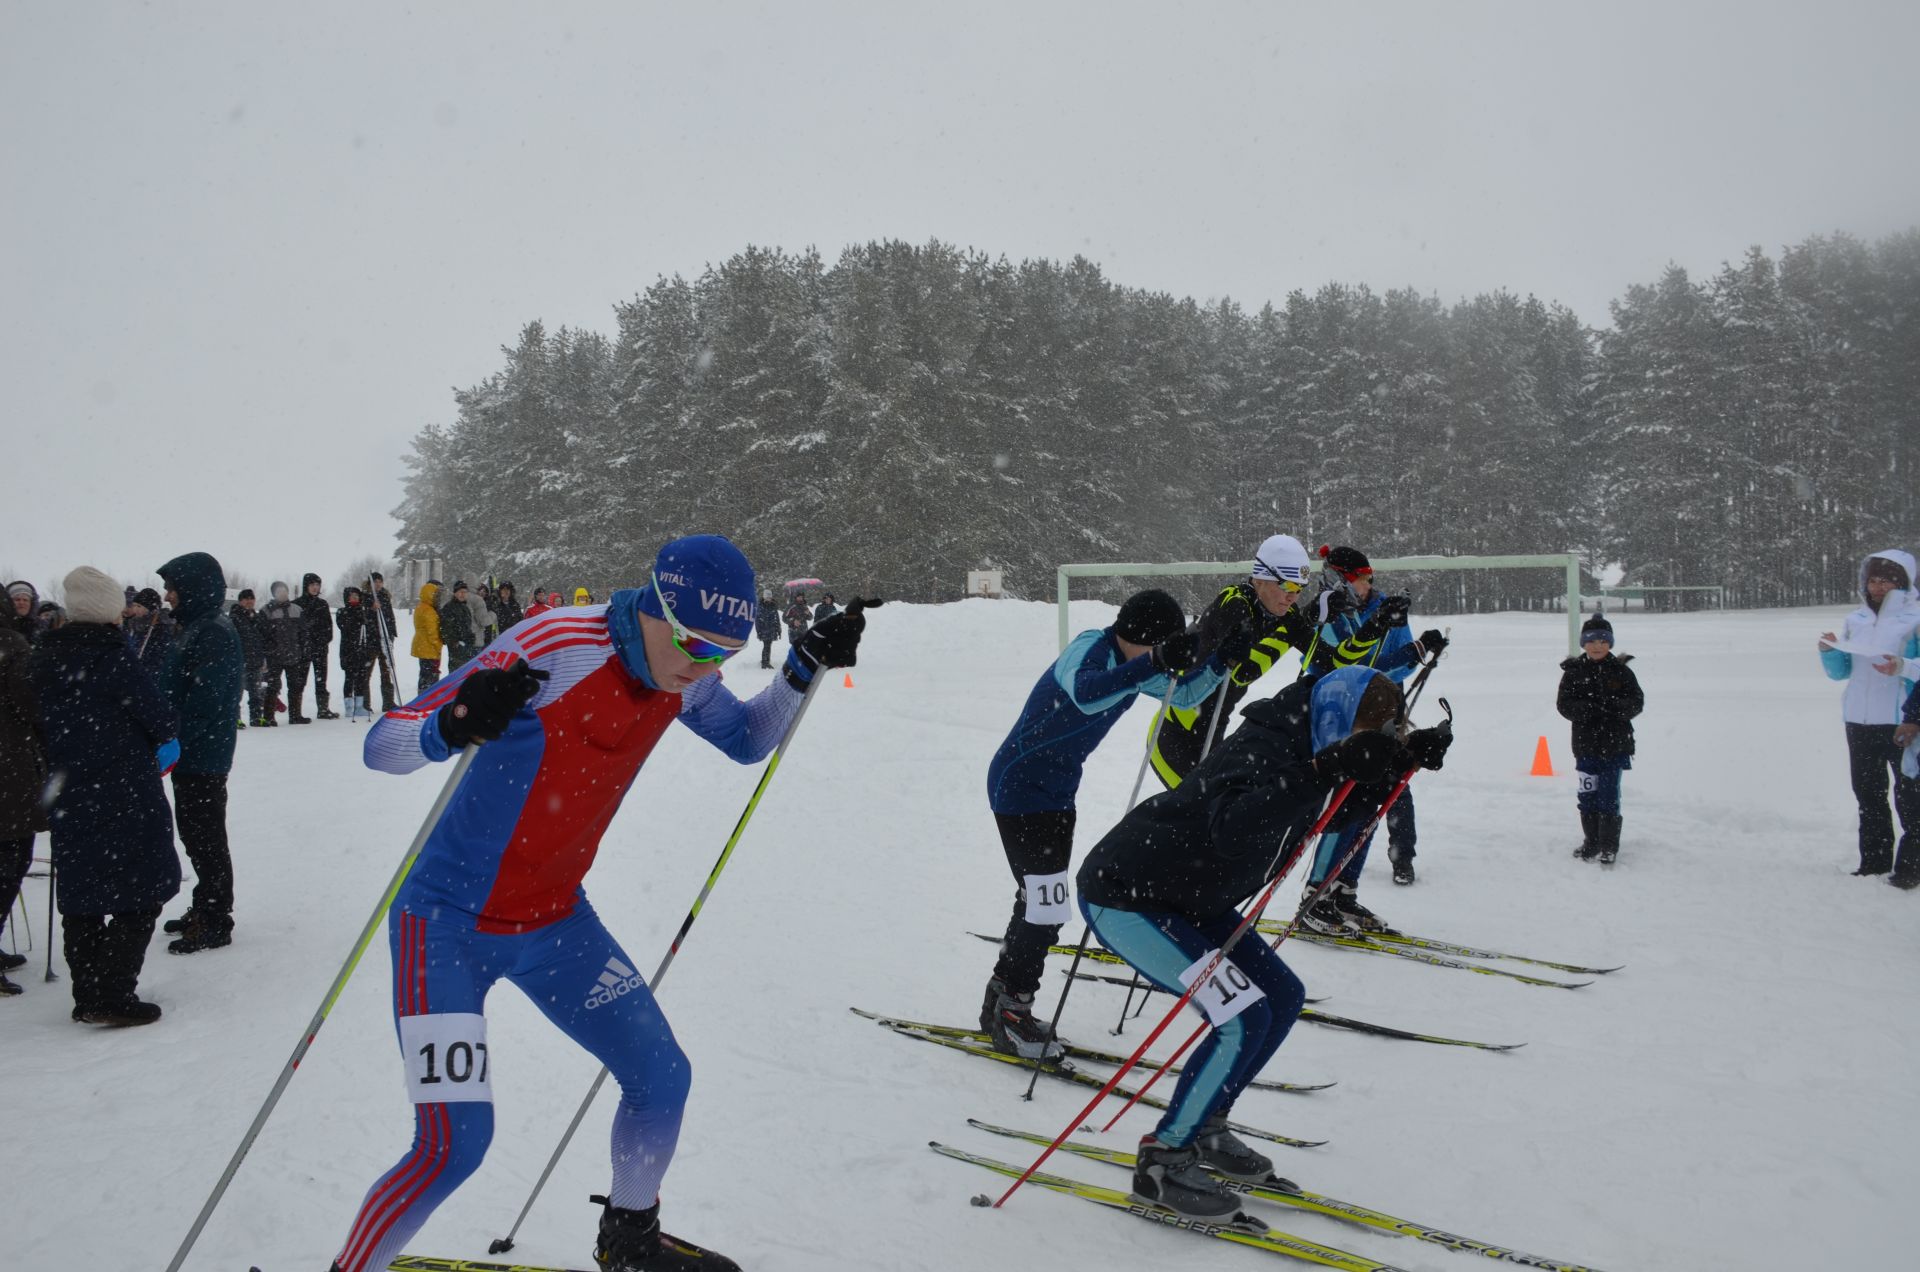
top-left (591, 1195), bottom-right (741, 1272)
top-left (73, 998), bottom-right (162, 1026)
top-left (1195, 1110), bottom-right (1274, 1182)
top-left (316, 696), bottom-right (340, 720)
top-left (1574, 810), bottom-right (1602, 861)
top-left (981, 977), bottom-right (1064, 1060)
top-left (288, 687), bottom-right (311, 724)
top-left (1298, 887), bottom-right (1358, 936)
top-left (1131, 1135), bottom-right (1242, 1220)
top-left (1597, 814), bottom-right (1621, 865)
top-left (1328, 880), bottom-right (1396, 935)
top-left (0, 950), bottom-right (26, 972)
top-left (0, 972), bottom-right (21, 996)
top-left (161, 909), bottom-right (200, 935)
top-left (167, 911), bottom-right (233, 955)
top-left (1388, 849), bottom-right (1416, 886)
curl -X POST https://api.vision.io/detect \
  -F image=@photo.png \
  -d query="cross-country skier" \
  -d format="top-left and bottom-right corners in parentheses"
top-left (330, 535), bottom-right (865, 1272)
top-left (1146, 534), bottom-right (1320, 790)
top-left (1076, 665), bottom-right (1450, 1219)
top-left (1300, 545), bottom-right (1448, 930)
top-left (981, 590), bottom-right (1226, 1059)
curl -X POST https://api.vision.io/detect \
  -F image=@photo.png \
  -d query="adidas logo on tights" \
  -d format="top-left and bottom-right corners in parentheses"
top-left (584, 955), bottom-right (647, 1010)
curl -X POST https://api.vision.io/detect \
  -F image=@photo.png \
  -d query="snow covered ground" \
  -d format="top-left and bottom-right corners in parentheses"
top-left (8, 598), bottom-right (1918, 1271)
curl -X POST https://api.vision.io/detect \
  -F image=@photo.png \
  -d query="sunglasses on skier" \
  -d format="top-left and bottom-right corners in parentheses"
top-left (1253, 556), bottom-right (1309, 593)
top-left (651, 572), bottom-right (743, 664)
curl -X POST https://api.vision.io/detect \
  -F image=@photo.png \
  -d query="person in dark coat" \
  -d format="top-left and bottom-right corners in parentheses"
top-left (812, 592), bottom-right (840, 624)
top-left (784, 592), bottom-right (812, 645)
top-left (336, 587), bottom-right (380, 721)
top-left (29, 566), bottom-right (180, 1025)
top-left (230, 590), bottom-right (270, 726)
top-left (1557, 611), bottom-right (1645, 864)
top-left (124, 586), bottom-right (175, 675)
top-left (365, 573), bottom-right (400, 711)
top-left (754, 590), bottom-right (782, 668)
top-left (261, 581), bottom-right (308, 723)
top-left (0, 619), bottom-right (48, 995)
top-left (7, 580), bottom-right (44, 645)
top-left (295, 573), bottom-right (338, 719)
top-left (155, 552), bottom-right (244, 953)
top-left (493, 581), bottom-right (526, 635)
top-left (439, 579), bottom-right (478, 670)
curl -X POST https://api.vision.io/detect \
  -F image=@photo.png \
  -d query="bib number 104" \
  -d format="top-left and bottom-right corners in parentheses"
top-left (399, 1012), bottom-right (493, 1103)
top-left (1022, 871), bottom-right (1072, 925)
top-left (1177, 950), bottom-right (1266, 1027)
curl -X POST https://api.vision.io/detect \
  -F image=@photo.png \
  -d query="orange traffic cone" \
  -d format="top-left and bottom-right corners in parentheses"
top-left (843, 672), bottom-right (855, 688)
top-left (1529, 736), bottom-right (1555, 777)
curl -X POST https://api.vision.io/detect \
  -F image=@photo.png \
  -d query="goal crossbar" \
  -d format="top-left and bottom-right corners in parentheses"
top-left (1056, 553), bottom-right (1584, 654)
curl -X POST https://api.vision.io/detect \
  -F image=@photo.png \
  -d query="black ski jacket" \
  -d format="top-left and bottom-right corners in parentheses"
top-left (337, 599), bottom-right (379, 672)
top-left (299, 576), bottom-right (333, 648)
top-left (1556, 652), bottom-right (1642, 759)
top-left (1079, 677), bottom-right (1339, 923)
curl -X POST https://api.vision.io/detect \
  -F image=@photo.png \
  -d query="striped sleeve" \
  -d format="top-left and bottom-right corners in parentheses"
top-left (364, 609), bottom-right (615, 775)
top-left (678, 670), bottom-right (804, 762)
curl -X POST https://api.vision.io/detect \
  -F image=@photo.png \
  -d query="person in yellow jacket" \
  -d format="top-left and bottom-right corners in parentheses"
top-left (410, 579), bottom-right (443, 694)
top-left (573, 586), bottom-right (592, 606)
top-left (1148, 534), bottom-right (1323, 789)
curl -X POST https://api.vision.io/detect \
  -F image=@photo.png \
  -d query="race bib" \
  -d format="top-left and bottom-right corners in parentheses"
top-left (1178, 950), bottom-right (1267, 1027)
top-left (1022, 871), bottom-right (1072, 925)
top-left (1578, 772), bottom-right (1599, 794)
top-left (399, 1012), bottom-right (492, 1104)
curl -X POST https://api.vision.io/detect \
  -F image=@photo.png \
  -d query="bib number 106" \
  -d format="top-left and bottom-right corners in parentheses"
top-left (1177, 950), bottom-right (1266, 1027)
top-left (399, 1012), bottom-right (493, 1104)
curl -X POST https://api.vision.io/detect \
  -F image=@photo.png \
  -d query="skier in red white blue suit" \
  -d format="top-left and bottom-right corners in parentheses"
top-left (332, 535), bottom-right (864, 1272)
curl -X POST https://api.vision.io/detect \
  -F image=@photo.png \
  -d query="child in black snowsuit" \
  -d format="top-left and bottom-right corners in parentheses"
top-left (1556, 611), bottom-right (1644, 863)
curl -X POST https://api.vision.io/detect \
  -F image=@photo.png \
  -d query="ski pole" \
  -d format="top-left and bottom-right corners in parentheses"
top-left (990, 780), bottom-right (1355, 1209)
top-left (43, 857), bottom-right (56, 982)
top-left (489, 664), bottom-right (835, 1255)
top-left (165, 743), bottom-right (480, 1272)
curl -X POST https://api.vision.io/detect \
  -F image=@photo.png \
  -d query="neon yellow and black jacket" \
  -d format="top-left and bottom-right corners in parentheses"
top-left (1148, 583), bottom-right (1316, 789)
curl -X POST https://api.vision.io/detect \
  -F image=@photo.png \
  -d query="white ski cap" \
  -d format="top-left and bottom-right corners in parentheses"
top-left (1251, 534), bottom-right (1312, 585)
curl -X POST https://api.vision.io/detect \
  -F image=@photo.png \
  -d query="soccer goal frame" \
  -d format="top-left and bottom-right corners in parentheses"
top-left (1056, 553), bottom-right (1586, 654)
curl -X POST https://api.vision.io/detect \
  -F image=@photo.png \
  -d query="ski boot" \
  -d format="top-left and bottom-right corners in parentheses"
top-left (1388, 849), bottom-right (1416, 886)
top-left (1298, 888), bottom-right (1358, 936)
top-left (1131, 1135), bottom-right (1243, 1220)
top-left (980, 977), bottom-right (1064, 1060)
top-left (1328, 881), bottom-right (1396, 935)
top-left (1195, 1110), bottom-right (1275, 1182)
top-left (0, 950), bottom-right (27, 972)
top-left (591, 1195), bottom-right (741, 1271)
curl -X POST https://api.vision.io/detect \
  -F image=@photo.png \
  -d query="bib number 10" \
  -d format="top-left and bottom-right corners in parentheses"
top-left (1022, 871), bottom-right (1072, 925)
top-left (1177, 950), bottom-right (1266, 1027)
top-left (399, 1012), bottom-right (493, 1104)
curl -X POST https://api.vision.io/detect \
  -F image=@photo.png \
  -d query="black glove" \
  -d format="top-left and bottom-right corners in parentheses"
top-left (1150, 630), bottom-right (1201, 673)
top-left (437, 659), bottom-right (549, 749)
top-left (1400, 724), bottom-right (1452, 771)
top-left (1214, 621), bottom-right (1256, 667)
top-left (785, 601), bottom-right (876, 690)
top-left (1192, 596), bottom-right (1254, 665)
top-left (1356, 595), bottom-right (1411, 644)
top-left (1379, 595), bottom-right (1411, 628)
top-left (1313, 731), bottom-right (1398, 784)
top-left (1309, 586), bottom-right (1353, 626)
top-left (1415, 629), bottom-right (1447, 658)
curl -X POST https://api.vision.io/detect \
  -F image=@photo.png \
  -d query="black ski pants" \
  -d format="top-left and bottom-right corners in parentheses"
top-left (760, 637), bottom-right (776, 669)
top-left (0, 836), bottom-right (32, 949)
top-left (988, 809), bottom-right (1077, 999)
top-left (244, 658), bottom-right (269, 723)
top-left (172, 771), bottom-right (234, 928)
top-left (1386, 787), bottom-right (1416, 861)
top-left (303, 648), bottom-right (331, 709)
top-left (63, 906), bottom-right (160, 1010)
top-left (417, 658), bottom-right (441, 695)
top-left (1845, 723), bottom-right (1920, 876)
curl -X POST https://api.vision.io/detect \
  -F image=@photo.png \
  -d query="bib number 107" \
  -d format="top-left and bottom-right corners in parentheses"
top-left (399, 1012), bottom-right (493, 1104)
top-left (1178, 950), bottom-right (1266, 1027)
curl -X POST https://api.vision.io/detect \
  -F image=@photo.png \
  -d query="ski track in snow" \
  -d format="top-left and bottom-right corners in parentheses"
top-left (8, 600), bottom-right (1918, 1269)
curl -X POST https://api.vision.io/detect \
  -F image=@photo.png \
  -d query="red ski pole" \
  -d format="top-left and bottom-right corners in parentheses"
top-left (989, 779), bottom-right (1355, 1209)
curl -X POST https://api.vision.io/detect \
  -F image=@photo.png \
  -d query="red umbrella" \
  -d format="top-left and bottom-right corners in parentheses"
top-left (784, 577), bottom-right (823, 589)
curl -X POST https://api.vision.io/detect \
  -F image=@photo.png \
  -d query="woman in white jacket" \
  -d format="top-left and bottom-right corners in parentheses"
top-left (1819, 549), bottom-right (1920, 881)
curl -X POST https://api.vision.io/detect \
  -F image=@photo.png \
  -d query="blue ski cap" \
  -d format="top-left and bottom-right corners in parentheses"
top-left (1310, 666), bottom-right (1390, 751)
top-left (636, 535), bottom-right (756, 641)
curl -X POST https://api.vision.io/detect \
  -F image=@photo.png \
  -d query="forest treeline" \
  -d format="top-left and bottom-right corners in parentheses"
top-left (393, 230), bottom-right (1919, 610)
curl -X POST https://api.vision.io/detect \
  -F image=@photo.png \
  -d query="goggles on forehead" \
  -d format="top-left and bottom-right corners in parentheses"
top-left (652, 572), bottom-right (741, 664)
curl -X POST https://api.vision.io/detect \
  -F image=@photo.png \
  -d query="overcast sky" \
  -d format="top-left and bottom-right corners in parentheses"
top-left (5, 1), bottom-right (1916, 596)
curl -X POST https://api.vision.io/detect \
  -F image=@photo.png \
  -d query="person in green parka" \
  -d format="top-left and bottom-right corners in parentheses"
top-left (154, 551), bottom-right (244, 954)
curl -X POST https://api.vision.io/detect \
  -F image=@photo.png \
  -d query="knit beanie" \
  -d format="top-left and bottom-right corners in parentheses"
top-left (636, 535), bottom-right (756, 641)
top-left (64, 566), bottom-right (127, 625)
top-left (1113, 589), bottom-right (1186, 645)
top-left (6, 581), bottom-right (34, 603)
top-left (237, 589), bottom-right (255, 601)
top-left (1250, 534), bottom-right (1312, 586)
top-left (1318, 544), bottom-right (1372, 581)
top-left (1580, 611), bottom-right (1614, 644)
top-left (133, 587), bottom-right (163, 611)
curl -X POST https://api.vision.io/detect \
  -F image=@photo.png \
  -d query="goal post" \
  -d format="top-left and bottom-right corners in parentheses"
top-left (1056, 553), bottom-right (1585, 654)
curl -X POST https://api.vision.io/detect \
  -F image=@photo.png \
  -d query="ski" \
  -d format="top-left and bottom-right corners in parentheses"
top-left (1278, 930), bottom-right (1594, 989)
top-left (1062, 968), bottom-right (1525, 1050)
top-left (931, 1142), bottom-right (1411, 1272)
top-left (849, 1008), bottom-right (1334, 1092)
top-left (968, 1121), bottom-right (1611, 1272)
top-left (391, 1259), bottom-right (592, 1272)
top-left (871, 1018), bottom-right (1327, 1147)
top-left (1367, 930), bottom-right (1619, 976)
